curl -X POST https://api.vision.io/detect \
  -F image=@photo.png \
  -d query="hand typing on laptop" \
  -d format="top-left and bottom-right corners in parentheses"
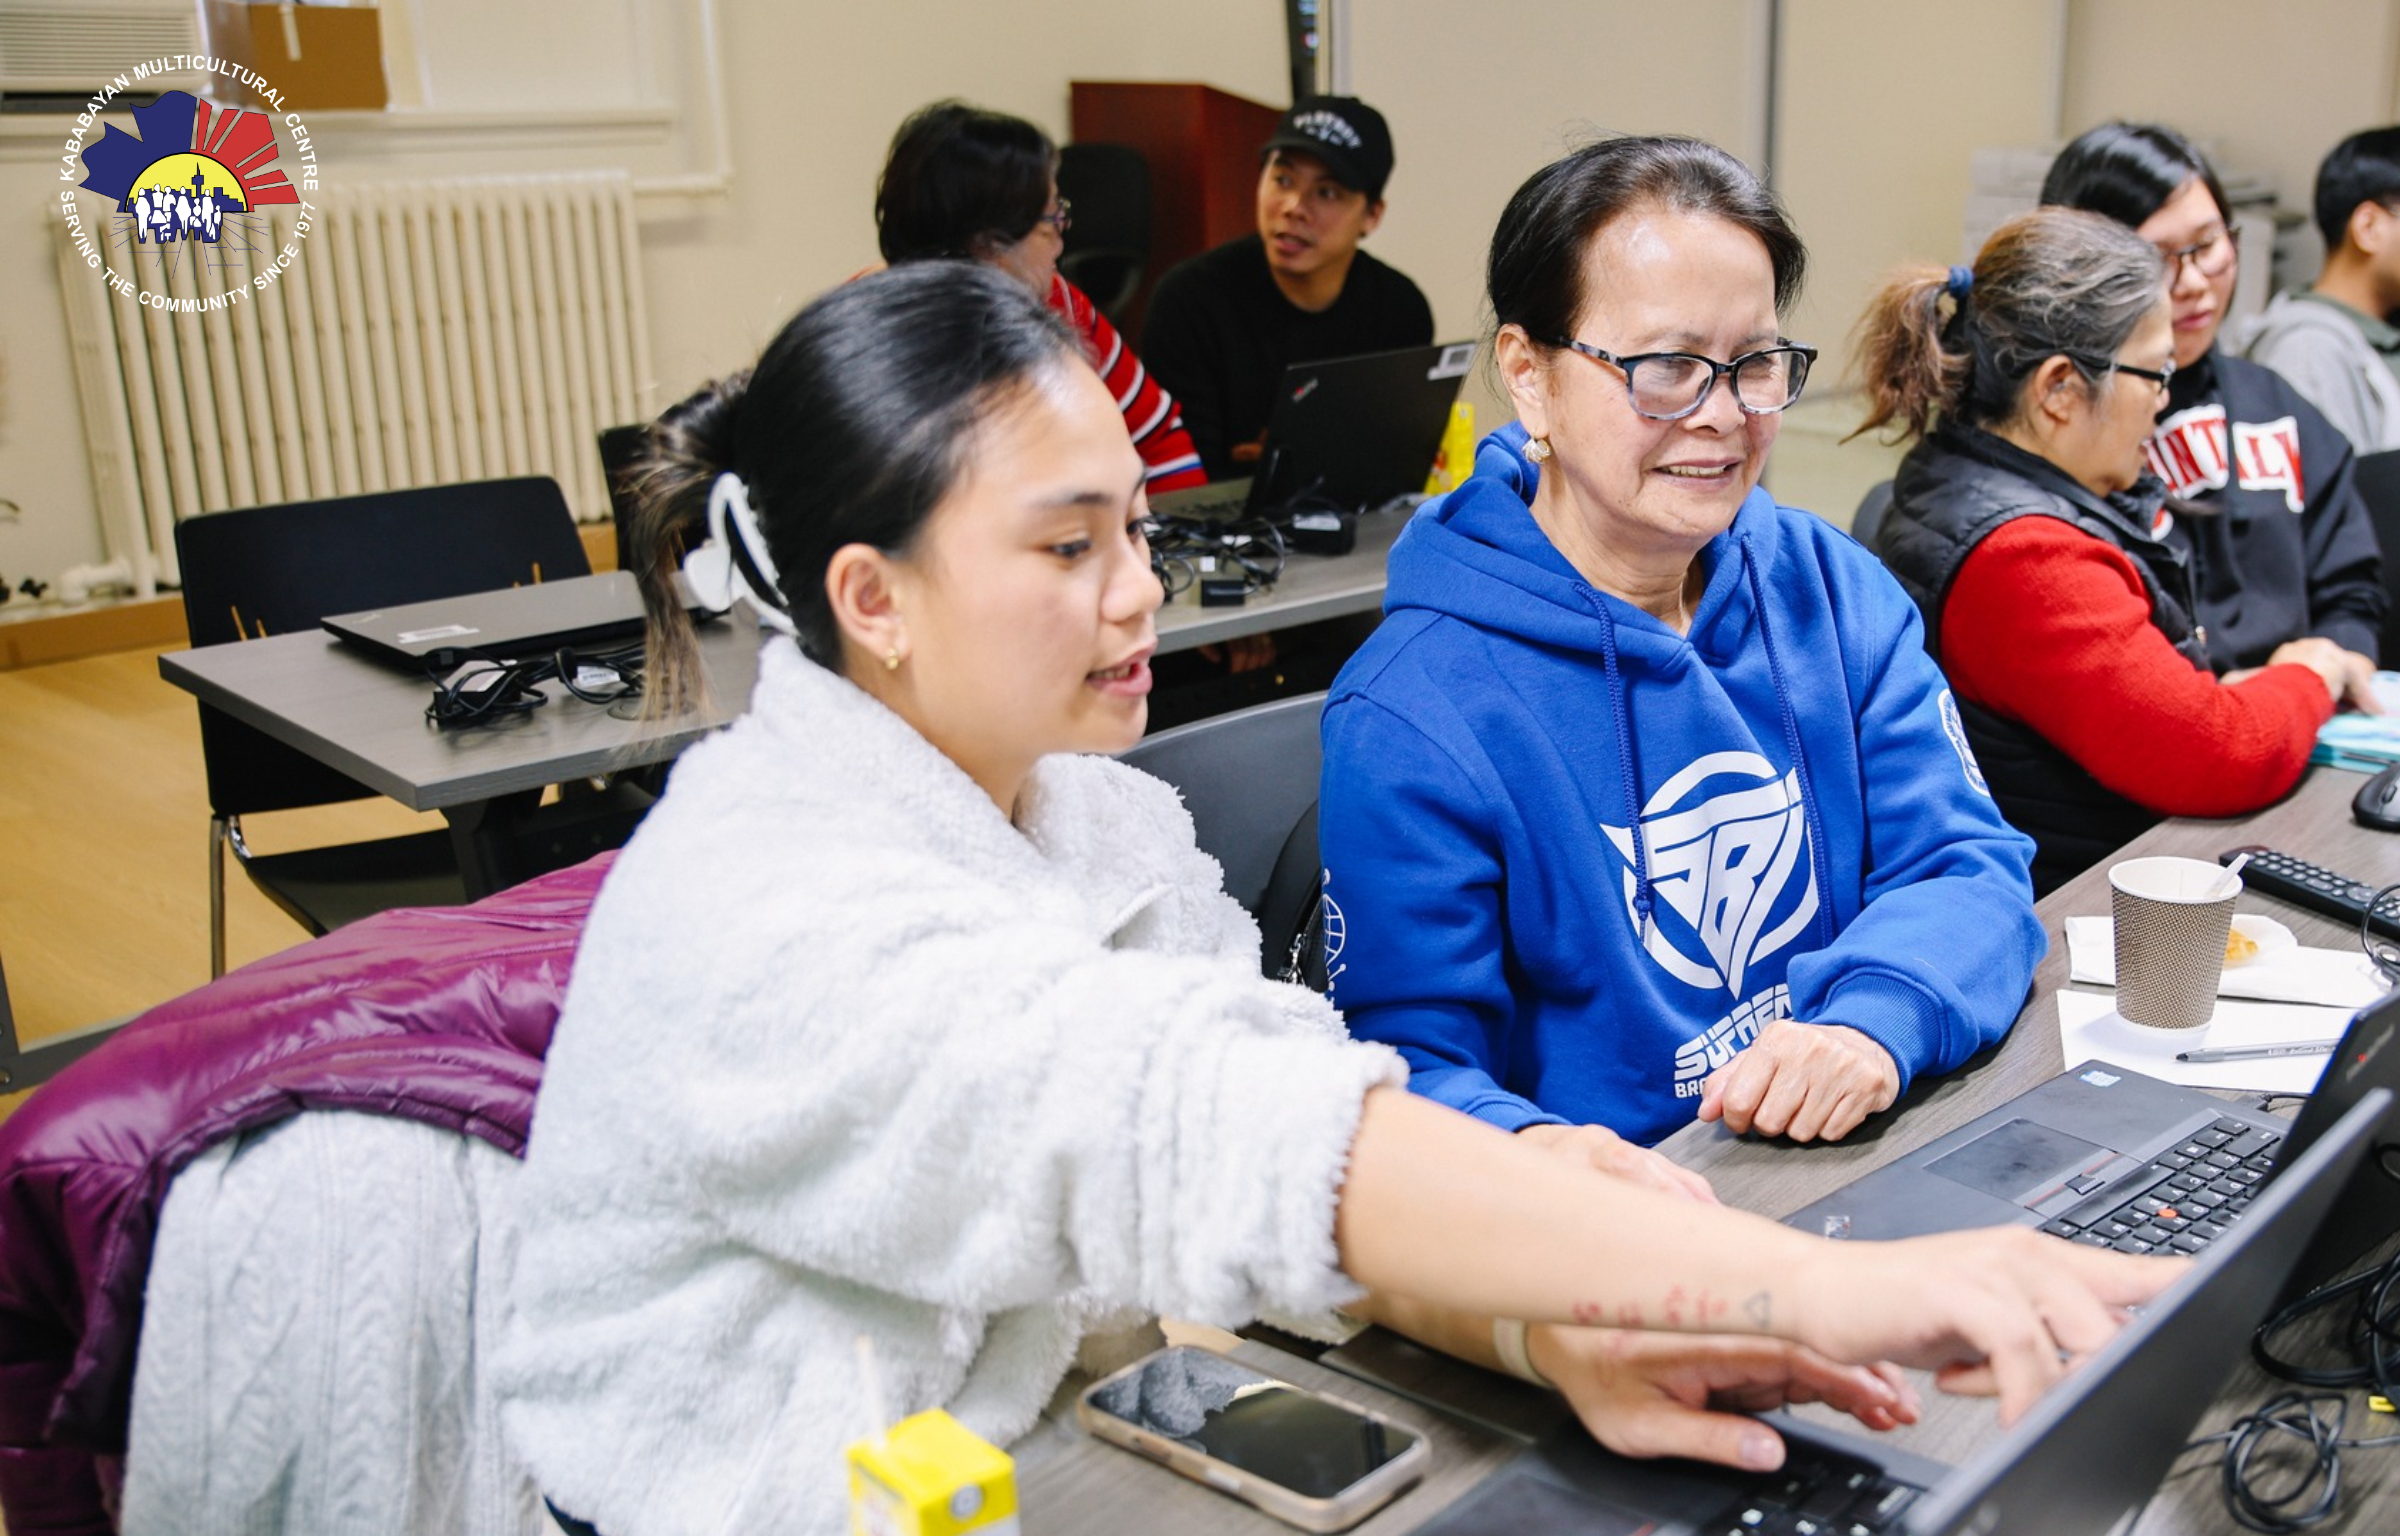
top-left (1790, 1225), bottom-right (2180, 1424)
top-left (1529, 1330), bottom-right (1921, 1473)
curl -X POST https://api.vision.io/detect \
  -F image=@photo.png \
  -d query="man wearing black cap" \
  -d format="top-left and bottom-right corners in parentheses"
top-left (1143, 96), bottom-right (1435, 482)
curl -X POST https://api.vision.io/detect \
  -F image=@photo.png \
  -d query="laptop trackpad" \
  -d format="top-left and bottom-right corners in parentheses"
top-left (1925, 1119), bottom-right (2108, 1204)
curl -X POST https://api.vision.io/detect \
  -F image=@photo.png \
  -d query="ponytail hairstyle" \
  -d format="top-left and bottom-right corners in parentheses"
top-left (624, 262), bottom-right (1082, 715)
top-left (1851, 208), bottom-right (2165, 444)
top-left (875, 100), bottom-right (1056, 265)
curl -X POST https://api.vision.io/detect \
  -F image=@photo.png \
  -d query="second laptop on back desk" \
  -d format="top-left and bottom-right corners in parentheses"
top-left (1149, 340), bottom-right (1476, 523)
top-left (323, 571), bottom-right (676, 673)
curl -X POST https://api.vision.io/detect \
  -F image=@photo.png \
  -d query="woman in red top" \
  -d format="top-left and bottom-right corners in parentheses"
top-left (1860, 209), bottom-right (2344, 892)
top-left (875, 101), bottom-right (1205, 493)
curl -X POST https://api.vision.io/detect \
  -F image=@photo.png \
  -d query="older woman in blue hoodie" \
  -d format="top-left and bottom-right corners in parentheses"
top-left (1320, 136), bottom-right (2042, 1153)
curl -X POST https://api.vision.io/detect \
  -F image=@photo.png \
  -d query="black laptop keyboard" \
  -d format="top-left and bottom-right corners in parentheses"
top-left (2038, 1118), bottom-right (2282, 1255)
top-left (1703, 1445), bottom-right (1924, 1536)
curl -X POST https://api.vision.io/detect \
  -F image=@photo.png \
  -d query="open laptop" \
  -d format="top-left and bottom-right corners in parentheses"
top-left (1148, 340), bottom-right (1475, 522)
top-left (1780, 988), bottom-right (2400, 1303)
top-left (1397, 1087), bottom-right (2388, 1536)
top-left (323, 570), bottom-right (652, 672)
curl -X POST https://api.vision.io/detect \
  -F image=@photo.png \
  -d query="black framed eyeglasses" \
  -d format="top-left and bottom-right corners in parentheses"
top-left (1038, 197), bottom-right (1073, 234)
top-left (2069, 353), bottom-right (2176, 392)
top-left (1551, 338), bottom-right (1818, 421)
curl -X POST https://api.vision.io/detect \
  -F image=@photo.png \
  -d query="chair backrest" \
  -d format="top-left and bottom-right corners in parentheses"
top-left (597, 424), bottom-right (649, 573)
top-left (2352, 449), bottom-right (2400, 667)
top-left (174, 478), bottom-right (593, 816)
top-left (1849, 478), bottom-right (1896, 551)
top-left (1057, 142), bottom-right (1152, 322)
top-left (1120, 691), bottom-right (1326, 977)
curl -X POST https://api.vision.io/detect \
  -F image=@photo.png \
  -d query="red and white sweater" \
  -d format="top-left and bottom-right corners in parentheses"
top-left (1047, 276), bottom-right (1206, 492)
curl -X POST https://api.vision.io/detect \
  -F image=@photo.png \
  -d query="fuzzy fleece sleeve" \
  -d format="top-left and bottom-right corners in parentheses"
top-left (1317, 694), bottom-right (1557, 1132)
top-left (1778, 559), bottom-right (2046, 1096)
top-left (653, 869), bottom-right (1405, 1332)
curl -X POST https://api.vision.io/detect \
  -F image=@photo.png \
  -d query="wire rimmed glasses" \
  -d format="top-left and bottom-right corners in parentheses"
top-left (1552, 338), bottom-right (1818, 422)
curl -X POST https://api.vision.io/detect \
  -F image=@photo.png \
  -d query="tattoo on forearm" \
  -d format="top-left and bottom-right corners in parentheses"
top-left (1569, 1288), bottom-right (1749, 1332)
top-left (1744, 1290), bottom-right (1771, 1330)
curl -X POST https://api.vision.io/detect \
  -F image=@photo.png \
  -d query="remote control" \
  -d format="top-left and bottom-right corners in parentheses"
top-left (2219, 845), bottom-right (2400, 940)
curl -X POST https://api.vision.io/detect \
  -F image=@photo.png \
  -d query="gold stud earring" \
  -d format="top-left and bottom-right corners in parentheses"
top-left (884, 649), bottom-right (902, 672)
top-left (1522, 436), bottom-right (1553, 464)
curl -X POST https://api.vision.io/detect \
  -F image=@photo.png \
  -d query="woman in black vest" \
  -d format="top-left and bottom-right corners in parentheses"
top-left (1862, 208), bottom-right (2344, 893)
top-left (2043, 123), bottom-right (2383, 704)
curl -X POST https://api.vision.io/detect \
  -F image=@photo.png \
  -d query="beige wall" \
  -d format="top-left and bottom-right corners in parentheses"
top-left (0, 0), bottom-right (1288, 588)
top-left (1777, 1), bottom-right (2063, 382)
top-left (11, 0), bottom-right (2400, 585)
top-left (2063, 0), bottom-right (2400, 275)
top-left (1349, 0), bottom-right (1764, 354)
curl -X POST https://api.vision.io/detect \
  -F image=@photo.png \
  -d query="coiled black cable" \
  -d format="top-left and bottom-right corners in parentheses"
top-left (2190, 1196), bottom-right (2400, 1528)
top-left (423, 642), bottom-right (646, 728)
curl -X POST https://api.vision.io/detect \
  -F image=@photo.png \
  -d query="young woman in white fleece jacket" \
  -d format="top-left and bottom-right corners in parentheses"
top-left (496, 263), bottom-right (2178, 1536)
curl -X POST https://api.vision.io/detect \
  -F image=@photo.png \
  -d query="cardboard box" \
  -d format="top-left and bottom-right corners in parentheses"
top-left (242, 4), bottom-right (388, 112)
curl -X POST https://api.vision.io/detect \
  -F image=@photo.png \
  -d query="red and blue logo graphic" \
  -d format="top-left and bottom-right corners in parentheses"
top-left (76, 90), bottom-right (297, 248)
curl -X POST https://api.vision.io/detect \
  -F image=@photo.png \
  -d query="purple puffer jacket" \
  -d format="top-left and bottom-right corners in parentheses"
top-left (0, 853), bottom-right (609, 1536)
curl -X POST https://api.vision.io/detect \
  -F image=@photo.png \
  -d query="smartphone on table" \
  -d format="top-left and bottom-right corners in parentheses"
top-left (1075, 1344), bottom-right (1428, 1531)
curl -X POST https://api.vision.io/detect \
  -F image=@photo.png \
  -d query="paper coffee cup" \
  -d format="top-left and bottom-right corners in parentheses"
top-left (2109, 855), bottom-right (2240, 1030)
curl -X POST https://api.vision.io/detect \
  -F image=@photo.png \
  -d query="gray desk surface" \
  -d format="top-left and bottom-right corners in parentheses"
top-left (153, 524), bottom-right (1407, 811)
top-left (1023, 771), bottom-right (2400, 1535)
top-left (1153, 507), bottom-right (1406, 654)
top-left (157, 611), bottom-right (765, 813)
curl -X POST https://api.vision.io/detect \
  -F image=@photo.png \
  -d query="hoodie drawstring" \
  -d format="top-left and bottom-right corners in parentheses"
top-left (1588, 595), bottom-right (1655, 932)
top-left (1741, 535), bottom-right (1836, 948)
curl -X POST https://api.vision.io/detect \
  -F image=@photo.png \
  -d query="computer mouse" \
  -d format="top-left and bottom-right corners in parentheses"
top-left (2354, 762), bottom-right (2400, 831)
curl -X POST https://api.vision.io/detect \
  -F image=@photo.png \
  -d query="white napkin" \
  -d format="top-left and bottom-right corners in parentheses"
top-left (2055, 990), bottom-right (2350, 1094)
top-left (2062, 915), bottom-right (2385, 1009)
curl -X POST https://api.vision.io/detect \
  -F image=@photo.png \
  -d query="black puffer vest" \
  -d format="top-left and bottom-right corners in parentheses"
top-left (1876, 424), bottom-right (2206, 893)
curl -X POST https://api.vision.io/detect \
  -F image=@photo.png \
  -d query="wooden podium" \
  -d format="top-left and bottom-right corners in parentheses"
top-left (1069, 82), bottom-right (1285, 342)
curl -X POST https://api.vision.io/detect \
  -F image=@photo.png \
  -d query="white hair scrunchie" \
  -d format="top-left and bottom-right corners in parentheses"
top-left (683, 471), bottom-right (797, 636)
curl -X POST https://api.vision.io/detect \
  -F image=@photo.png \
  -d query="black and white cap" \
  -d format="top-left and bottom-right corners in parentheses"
top-left (1262, 97), bottom-right (1395, 201)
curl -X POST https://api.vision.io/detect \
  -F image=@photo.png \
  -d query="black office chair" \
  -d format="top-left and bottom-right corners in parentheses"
top-left (175, 477), bottom-right (644, 975)
top-left (2350, 449), bottom-right (2400, 668)
top-left (597, 422), bottom-right (650, 572)
top-left (1119, 691), bottom-right (1328, 985)
top-left (1850, 479), bottom-right (1896, 551)
top-left (1056, 142), bottom-right (1152, 326)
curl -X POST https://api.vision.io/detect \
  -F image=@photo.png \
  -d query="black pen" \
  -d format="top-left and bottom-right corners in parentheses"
top-left (2174, 1038), bottom-right (2341, 1064)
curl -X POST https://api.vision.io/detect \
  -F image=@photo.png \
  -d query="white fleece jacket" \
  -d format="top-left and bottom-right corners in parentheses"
top-left (497, 641), bottom-right (1403, 1536)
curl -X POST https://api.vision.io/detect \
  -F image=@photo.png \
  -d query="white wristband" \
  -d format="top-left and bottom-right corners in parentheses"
top-left (1491, 1317), bottom-right (1551, 1388)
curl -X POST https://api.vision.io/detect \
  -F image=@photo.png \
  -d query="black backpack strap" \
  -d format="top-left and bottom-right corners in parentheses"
top-left (1257, 801), bottom-right (1327, 991)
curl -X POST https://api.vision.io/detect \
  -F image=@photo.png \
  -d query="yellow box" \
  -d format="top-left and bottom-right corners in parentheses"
top-left (1424, 401), bottom-right (1478, 495)
top-left (846, 1409), bottom-right (1020, 1536)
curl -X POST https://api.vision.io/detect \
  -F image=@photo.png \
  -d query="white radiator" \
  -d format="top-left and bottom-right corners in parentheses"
top-left (54, 172), bottom-right (656, 593)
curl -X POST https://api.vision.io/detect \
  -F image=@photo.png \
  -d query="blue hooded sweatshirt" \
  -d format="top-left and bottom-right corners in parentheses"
top-left (1319, 425), bottom-right (2042, 1145)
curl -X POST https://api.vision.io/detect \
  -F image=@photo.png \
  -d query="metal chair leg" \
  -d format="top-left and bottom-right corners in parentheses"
top-left (209, 815), bottom-right (230, 979)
